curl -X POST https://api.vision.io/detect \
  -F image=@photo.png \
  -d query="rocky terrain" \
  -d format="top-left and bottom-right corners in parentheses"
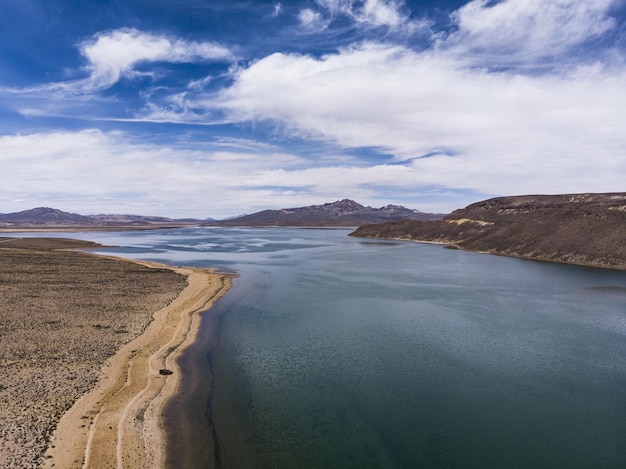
top-left (213, 199), bottom-right (444, 226)
top-left (0, 237), bottom-right (187, 468)
top-left (350, 193), bottom-right (626, 270)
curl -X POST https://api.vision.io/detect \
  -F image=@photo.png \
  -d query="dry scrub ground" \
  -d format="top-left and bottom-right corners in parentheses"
top-left (0, 237), bottom-right (187, 468)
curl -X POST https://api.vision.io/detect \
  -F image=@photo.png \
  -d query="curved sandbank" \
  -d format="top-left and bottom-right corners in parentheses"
top-left (41, 259), bottom-right (233, 468)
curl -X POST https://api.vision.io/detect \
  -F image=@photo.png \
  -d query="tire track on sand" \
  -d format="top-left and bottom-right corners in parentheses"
top-left (44, 263), bottom-right (233, 469)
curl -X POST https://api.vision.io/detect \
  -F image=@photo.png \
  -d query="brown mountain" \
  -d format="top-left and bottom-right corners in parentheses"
top-left (350, 193), bottom-right (626, 270)
top-left (212, 199), bottom-right (444, 226)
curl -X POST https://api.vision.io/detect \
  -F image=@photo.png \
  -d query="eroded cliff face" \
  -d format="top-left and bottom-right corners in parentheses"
top-left (350, 193), bottom-right (626, 270)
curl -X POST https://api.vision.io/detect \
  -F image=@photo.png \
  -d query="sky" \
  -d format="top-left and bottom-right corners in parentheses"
top-left (1, 0), bottom-right (625, 219)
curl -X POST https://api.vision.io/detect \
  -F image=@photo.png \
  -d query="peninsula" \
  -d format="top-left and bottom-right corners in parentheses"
top-left (350, 193), bottom-right (626, 270)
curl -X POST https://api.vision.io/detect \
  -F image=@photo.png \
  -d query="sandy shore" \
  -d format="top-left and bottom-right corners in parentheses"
top-left (0, 238), bottom-right (232, 468)
top-left (43, 263), bottom-right (233, 469)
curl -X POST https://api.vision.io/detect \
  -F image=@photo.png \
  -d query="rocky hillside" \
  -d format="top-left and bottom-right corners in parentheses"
top-left (213, 199), bottom-right (444, 226)
top-left (350, 193), bottom-right (626, 270)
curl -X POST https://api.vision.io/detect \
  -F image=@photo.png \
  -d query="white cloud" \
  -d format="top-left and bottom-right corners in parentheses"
top-left (79, 28), bottom-right (233, 90)
top-left (3, 29), bottom-right (233, 98)
top-left (309, 0), bottom-right (423, 33)
top-left (2, 2), bottom-right (624, 216)
top-left (215, 37), bottom-right (626, 197)
top-left (0, 130), bottom-right (310, 218)
top-left (443, 0), bottom-right (617, 64)
top-left (298, 8), bottom-right (328, 31)
top-left (0, 129), bottom-right (475, 216)
top-left (2, 110), bottom-right (623, 218)
top-left (314, 0), bottom-right (352, 16)
top-left (359, 0), bottom-right (406, 29)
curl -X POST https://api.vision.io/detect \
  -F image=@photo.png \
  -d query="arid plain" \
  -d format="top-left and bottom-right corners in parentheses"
top-left (0, 237), bottom-right (231, 468)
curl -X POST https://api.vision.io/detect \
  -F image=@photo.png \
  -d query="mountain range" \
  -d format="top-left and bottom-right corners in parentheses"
top-left (0, 200), bottom-right (442, 229)
top-left (0, 207), bottom-right (202, 229)
top-left (212, 199), bottom-right (444, 226)
top-left (350, 192), bottom-right (626, 270)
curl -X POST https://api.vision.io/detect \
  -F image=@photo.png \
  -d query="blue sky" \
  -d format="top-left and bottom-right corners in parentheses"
top-left (1, 0), bottom-right (625, 218)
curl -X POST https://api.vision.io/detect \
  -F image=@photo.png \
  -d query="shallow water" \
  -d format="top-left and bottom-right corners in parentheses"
top-left (16, 227), bottom-right (626, 468)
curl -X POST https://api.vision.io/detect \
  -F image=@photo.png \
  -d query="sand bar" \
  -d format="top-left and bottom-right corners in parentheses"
top-left (0, 238), bottom-right (232, 468)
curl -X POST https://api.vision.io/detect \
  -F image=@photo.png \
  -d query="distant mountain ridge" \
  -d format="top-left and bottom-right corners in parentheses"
top-left (350, 193), bottom-right (626, 270)
top-left (0, 207), bottom-right (201, 228)
top-left (212, 199), bottom-right (444, 226)
top-left (0, 207), bottom-right (93, 225)
top-left (0, 201), bottom-right (441, 229)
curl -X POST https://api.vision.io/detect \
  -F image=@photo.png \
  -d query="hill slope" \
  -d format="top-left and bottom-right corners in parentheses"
top-left (350, 193), bottom-right (626, 270)
top-left (213, 199), bottom-right (444, 226)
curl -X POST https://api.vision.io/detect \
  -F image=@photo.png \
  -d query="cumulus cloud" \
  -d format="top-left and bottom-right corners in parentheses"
top-left (215, 28), bottom-right (625, 196)
top-left (32, 1), bottom-right (616, 206)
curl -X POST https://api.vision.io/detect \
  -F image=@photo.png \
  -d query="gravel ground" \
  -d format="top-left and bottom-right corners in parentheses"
top-left (0, 237), bottom-right (187, 468)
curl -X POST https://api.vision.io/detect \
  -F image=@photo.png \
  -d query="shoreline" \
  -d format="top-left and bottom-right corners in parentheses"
top-left (357, 235), bottom-right (626, 271)
top-left (0, 224), bottom-right (202, 233)
top-left (42, 257), bottom-right (233, 469)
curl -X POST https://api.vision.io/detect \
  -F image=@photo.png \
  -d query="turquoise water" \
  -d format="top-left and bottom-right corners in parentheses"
top-left (17, 228), bottom-right (626, 468)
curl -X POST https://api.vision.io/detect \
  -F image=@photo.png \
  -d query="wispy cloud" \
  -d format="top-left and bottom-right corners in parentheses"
top-left (79, 28), bottom-right (233, 90)
top-left (272, 3), bottom-right (283, 17)
top-left (299, 0), bottom-right (428, 34)
top-left (0, 28), bottom-right (235, 124)
top-left (3, 28), bottom-right (233, 99)
top-left (442, 0), bottom-right (618, 66)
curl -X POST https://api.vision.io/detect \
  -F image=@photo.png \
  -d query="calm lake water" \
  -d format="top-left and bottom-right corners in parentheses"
top-left (17, 227), bottom-right (626, 468)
